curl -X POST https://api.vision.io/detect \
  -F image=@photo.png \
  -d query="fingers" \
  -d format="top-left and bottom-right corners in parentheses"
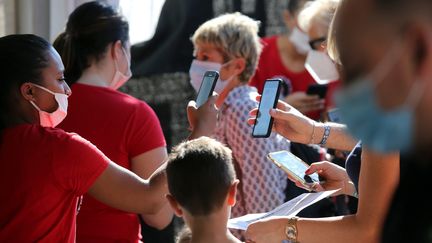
top-left (187, 100), bottom-right (197, 109)
top-left (255, 94), bottom-right (262, 102)
top-left (305, 161), bottom-right (330, 175)
top-left (269, 107), bottom-right (291, 121)
top-left (247, 117), bottom-right (256, 126)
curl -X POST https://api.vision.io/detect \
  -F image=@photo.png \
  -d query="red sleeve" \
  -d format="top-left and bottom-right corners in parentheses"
top-left (51, 132), bottom-right (110, 196)
top-left (126, 101), bottom-right (166, 158)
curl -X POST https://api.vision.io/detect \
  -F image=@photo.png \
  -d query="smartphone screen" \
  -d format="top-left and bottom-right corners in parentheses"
top-left (268, 151), bottom-right (319, 184)
top-left (252, 79), bottom-right (282, 138)
top-left (306, 84), bottom-right (328, 99)
top-left (196, 71), bottom-right (219, 108)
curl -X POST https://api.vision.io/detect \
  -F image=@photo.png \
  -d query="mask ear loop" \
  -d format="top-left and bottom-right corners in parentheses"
top-left (367, 41), bottom-right (404, 87)
top-left (405, 79), bottom-right (426, 109)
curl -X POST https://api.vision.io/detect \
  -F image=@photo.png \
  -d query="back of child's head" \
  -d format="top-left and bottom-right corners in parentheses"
top-left (166, 137), bottom-right (236, 216)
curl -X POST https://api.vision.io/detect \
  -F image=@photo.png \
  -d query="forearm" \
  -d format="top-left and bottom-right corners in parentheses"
top-left (312, 122), bottom-right (357, 151)
top-left (89, 162), bottom-right (168, 215)
top-left (296, 215), bottom-right (378, 243)
top-left (141, 203), bottom-right (174, 230)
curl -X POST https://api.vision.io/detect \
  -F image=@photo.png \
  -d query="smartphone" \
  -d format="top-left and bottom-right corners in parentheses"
top-left (327, 108), bottom-right (341, 123)
top-left (195, 71), bottom-right (219, 108)
top-left (306, 84), bottom-right (328, 99)
top-left (267, 150), bottom-right (319, 188)
top-left (252, 79), bottom-right (282, 138)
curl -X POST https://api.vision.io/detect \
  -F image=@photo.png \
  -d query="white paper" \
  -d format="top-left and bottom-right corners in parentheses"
top-left (228, 190), bottom-right (338, 230)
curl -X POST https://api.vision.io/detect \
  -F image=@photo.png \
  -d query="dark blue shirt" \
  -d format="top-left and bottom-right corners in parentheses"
top-left (345, 142), bottom-right (362, 192)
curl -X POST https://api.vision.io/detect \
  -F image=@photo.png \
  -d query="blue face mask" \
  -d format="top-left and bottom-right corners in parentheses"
top-left (334, 44), bottom-right (424, 153)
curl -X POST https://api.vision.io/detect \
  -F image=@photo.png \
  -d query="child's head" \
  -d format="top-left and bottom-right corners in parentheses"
top-left (166, 137), bottom-right (238, 217)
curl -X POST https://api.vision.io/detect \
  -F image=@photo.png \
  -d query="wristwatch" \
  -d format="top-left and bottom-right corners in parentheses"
top-left (285, 216), bottom-right (299, 243)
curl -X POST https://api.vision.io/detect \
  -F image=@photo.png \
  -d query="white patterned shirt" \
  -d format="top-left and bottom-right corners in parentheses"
top-left (213, 85), bottom-right (290, 217)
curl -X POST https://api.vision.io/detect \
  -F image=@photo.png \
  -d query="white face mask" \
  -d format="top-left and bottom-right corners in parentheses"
top-left (111, 47), bottom-right (132, 90)
top-left (289, 27), bottom-right (312, 55)
top-left (305, 50), bottom-right (339, 84)
top-left (189, 60), bottom-right (234, 94)
top-left (29, 83), bottom-right (69, 128)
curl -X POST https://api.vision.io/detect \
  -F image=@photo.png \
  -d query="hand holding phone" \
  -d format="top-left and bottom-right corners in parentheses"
top-left (306, 84), bottom-right (328, 99)
top-left (252, 79), bottom-right (282, 138)
top-left (267, 150), bottom-right (319, 189)
top-left (195, 71), bottom-right (219, 108)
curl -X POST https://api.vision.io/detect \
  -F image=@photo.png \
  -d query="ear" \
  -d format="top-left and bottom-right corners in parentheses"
top-left (232, 58), bottom-right (246, 77)
top-left (20, 83), bottom-right (36, 102)
top-left (283, 9), bottom-right (296, 30)
top-left (412, 23), bottom-right (432, 82)
top-left (283, 9), bottom-right (292, 24)
top-left (166, 194), bottom-right (184, 217)
top-left (110, 40), bottom-right (123, 61)
top-left (227, 179), bottom-right (239, 206)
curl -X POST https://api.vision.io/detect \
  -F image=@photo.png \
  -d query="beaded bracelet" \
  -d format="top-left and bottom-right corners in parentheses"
top-left (319, 124), bottom-right (331, 146)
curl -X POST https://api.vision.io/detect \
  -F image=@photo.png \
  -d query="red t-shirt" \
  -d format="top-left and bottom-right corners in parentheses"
top-left (250, 36), bottom-right (340, 119)
top-left (59, 83), bottom-right (166, 243)
top-left (0, 124), bottom-right (109, 242)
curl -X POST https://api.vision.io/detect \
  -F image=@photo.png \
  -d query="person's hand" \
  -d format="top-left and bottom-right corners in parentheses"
top-left (248, 95), bottom-right (316, 144)
top-left (245, 216), bottom-right (288, 243)
top-left (304, 161), bottom-right (354, 196)
top-left (187, 94), bottom-right (219, 139)
top-left (284, 92), bottom-right (324, 114)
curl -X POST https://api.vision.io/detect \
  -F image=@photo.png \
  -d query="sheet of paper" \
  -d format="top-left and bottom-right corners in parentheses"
top-left (228, 190), bottom-right (338, 230)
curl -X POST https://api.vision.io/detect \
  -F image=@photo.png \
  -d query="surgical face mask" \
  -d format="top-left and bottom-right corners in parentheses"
top-left (334, 43), bottom-right (424, 153)
top-left (189, 59), bottom-right (234, 94)
top-left (305, 50), bottom-right (340, 84)
top-left (111, 47), bottom-right (132, 90)
top-left (29, 83), bottom-right (69, 128)
top-left (289, 27), bottom-right (312, 55)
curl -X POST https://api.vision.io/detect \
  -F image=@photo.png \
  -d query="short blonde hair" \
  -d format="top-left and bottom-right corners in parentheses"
top-left (326, 1), bottom-right (342, 64)
top-left (298, 0), bottom-right (340, 36)
top-left (191, 12), bottom-right (262, 83)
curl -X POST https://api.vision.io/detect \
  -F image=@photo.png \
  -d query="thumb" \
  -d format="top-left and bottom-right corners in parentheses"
top-left (269, 108), bottom-right (291, 120)
top-left (305, 162), bottom-right (327, 175)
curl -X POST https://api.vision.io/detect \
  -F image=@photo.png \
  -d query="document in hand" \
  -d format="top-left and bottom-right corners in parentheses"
top-left (227, 190), bottom-right (338, 230)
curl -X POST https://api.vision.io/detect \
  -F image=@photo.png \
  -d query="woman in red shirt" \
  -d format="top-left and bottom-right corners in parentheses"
top-left (0, 34), bottom-right (215, 243)
top-left (53, 2), bottom-right (171, 242)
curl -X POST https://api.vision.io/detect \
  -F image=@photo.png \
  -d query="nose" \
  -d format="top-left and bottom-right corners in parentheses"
top-left (64, 82), bottom-right (72, 96)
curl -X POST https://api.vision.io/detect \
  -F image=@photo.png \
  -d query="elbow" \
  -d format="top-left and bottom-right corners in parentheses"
top-left (143, 215), bottom-right (174, 230)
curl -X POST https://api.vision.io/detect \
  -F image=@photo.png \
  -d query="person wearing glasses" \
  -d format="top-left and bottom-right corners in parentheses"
top-left (250, 0), bottom-right (340, 120)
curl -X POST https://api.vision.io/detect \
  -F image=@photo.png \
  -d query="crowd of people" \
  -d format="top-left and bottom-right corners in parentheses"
top-left (2, 0), bottom-right (430, 242)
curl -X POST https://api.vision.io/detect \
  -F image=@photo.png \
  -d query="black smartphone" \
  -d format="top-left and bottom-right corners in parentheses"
top-left (306, 84), bottom-right (328, 99)
top-left (252, 79), bottom-right (282, 138)
top-left (195, 71), bottom-right (219, 108)
top-left (327, 108), bottom-right (341, 123)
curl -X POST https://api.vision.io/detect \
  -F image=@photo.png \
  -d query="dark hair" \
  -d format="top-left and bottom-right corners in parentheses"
top-left (166, 137), bottom-right (236, 216)
top-left (53, 1), bottom-right (129, 85)
top-left (0, 34), bottom-right (51, 131)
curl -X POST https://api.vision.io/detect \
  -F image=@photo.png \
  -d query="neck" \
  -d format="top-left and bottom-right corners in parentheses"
top-left (1, 100), bottom-right (38, 128)
top-left (185, 207), bottom-right (240, 243)
top-left (215, 78), bottom-right (244, 108)
top-left (77, 61), bottom-right (115, 88)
